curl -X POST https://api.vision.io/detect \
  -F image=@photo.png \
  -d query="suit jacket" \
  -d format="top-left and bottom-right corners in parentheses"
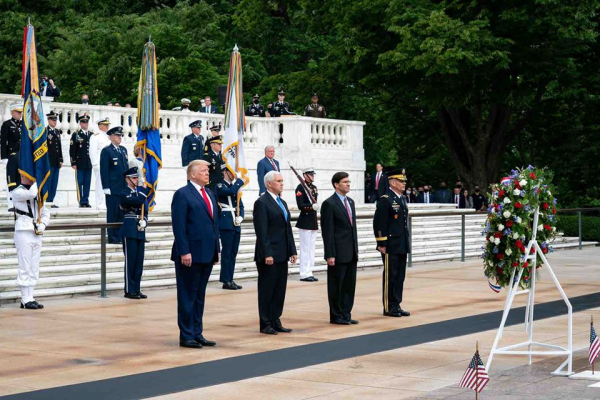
top-left (253, 193), bottom-right (297, 263)
top-left (434, 188), bottom-right (451, 204)
top-left (200, 105), bottom-right (219, 114)
top-left (170, 183), bottom-right (220, 264)
top-left (418, 192), bottom-right (434, 204)
top-left (450, 193), bottom-right (464, 208)
top-left (371, 171), bottom-right (389, 197)
top-left (320, 194), bottom-right (358, 264)
top-left (256, 157), bottom-right (280, 194)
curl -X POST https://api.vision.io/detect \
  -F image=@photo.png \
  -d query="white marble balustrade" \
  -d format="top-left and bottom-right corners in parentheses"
top-left (0, 94), bottom-right (366, 208)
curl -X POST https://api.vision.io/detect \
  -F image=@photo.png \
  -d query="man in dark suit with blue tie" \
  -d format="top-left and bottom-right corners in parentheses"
top-left (256, 145), bottom-right (280, 195)
top-left (100, 126), bottom-right (128, 244)
top-left (181, 120), bottom-right (204, 167)
top-left (171, 160), bottom-right (220, 349)
top-left (253, 171), bottom-right (298, 335)
top-left (200, 96), bottom-right (219, 114)
top-left (320, 172), bottom-right (359, 325)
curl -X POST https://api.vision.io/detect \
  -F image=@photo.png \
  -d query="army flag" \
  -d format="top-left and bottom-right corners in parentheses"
top-left (222, 45), bottom-right (250, 211)
top-left (19, 22), bottom-right (51, 214)
top-left (136, 40), bottom-right (162, 212)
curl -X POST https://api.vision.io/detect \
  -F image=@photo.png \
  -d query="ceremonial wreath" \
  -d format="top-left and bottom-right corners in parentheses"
top-left (483, 166), bottom-right (558, 289)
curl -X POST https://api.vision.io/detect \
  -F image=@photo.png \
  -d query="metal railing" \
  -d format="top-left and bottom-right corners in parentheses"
top-left (557, 208), bottom-right (600, 250)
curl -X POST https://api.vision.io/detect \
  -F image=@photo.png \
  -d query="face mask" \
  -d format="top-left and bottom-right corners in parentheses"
top-left (82, 99), bottom-right (89, 104)
top-left (253, 99), bottom-right (259, 104)
top-left (424, 189), bottom-right (429, 193)
top-left (406, 190), bottom-right (411, 194)
top-left (475, 189), bottom-right (480, 193)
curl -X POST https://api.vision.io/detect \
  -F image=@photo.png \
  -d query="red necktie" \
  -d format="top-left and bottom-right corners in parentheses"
top-left (375, 173), bottom-right (380, 189)
top-left (201, 187), bottom-right (213, 219)
top-left (270, 159), bottom-right (278, 171)
top-left (344, 197), bottom-right (353, 226)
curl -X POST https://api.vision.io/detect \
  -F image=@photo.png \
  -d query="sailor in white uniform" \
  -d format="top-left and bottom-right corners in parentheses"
top-left (90, 117), bottom-right (111, 209)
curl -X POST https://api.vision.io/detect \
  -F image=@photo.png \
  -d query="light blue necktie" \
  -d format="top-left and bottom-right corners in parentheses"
top-left (276, 196), bottom-right (288, 221)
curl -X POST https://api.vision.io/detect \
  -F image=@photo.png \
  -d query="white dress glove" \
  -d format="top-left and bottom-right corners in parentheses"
top-left (312, 203), bottom-right (320, 211)
top-left (37, 223), bottom-right (46, 233)
top-left (235, 216), bottom-right (244, 225)
top-left (103, 189), bottom-right (111, 195)
top-left (0, 159), bottom-right (7, 166)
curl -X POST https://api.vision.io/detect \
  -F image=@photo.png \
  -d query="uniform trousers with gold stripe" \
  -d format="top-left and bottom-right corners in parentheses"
top-left (382, 252), bottom-right (407, 313)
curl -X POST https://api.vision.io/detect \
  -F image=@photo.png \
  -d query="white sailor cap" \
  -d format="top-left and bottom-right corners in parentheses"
top-left (303, 167), bottom-right (316, 175)
top-left (96, 117), bottom-right (111, 125)
top-left (181, 98), bottom-right (191, 105)
top-left (10, 103), bottom-right (23, 112)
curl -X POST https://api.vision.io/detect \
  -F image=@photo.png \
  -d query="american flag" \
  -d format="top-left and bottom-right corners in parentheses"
top-left (459, 351), bottom-right (490, 393)
top-left (590, 323), bottom-right (600, 365)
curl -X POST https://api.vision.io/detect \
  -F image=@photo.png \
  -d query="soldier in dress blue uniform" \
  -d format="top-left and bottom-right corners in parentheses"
top-left (2, 103), bottom-right (22, 211)
top-left (373, 169), bottom-right (411, 318)
top-left (181, 120), bottom-right (204, 167)
top-left (202, 135), bottom-right (224, 191)
top-left (69, 114), bottom-right (93, 208)
top-left (46, 111), bottom-right (63, 208)
top-left (246, 94), bottom-right (266, 117)
top-left (217, 167), bottom-right (245, 290)
top-left (120, 167), bottom-right (149, 299)
top-left (100, 126), bottom-right (128, 244)
top-left (266, 90), bottom-right (292, 117)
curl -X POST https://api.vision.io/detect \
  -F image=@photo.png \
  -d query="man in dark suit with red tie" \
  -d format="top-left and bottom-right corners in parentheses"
top-left (256, 145), bottom-right (280, 195)
top-left (370, 163), bottom-right (389, 203)
top-left (171, 160), bottom-right (220, 349)
top-left (452, 187), bottom-right (465, 208)
top-left (253, 170), bottom-right (298, 335)
top-left (320, 172), bottom-right (359, 325)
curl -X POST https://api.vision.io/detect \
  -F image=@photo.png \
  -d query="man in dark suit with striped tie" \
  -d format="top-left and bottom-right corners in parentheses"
top-left (320, 172), bottom-right (359, 325)
top-left (256, 145), bottom-right (280, 195)
top-left (253, 170), bottom-right (297, 335)
top-left (171, 160), bottom-right (220, 349)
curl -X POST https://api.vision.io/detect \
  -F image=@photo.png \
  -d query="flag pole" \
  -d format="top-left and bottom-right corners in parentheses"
top-left (593, 315), bottom-right (595, 375)
top-left (475, 341), bottom-right (479, 400)
top-left (235, 144), bottom-right (240, 219)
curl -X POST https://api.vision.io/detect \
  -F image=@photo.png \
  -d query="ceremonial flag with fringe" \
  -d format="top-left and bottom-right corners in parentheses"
top-left (136, 41), bottom-right (162, 211)
top-left (19, 23), bottom-right (51, 215)
top-left (222, 45), bottom-right (250, 208)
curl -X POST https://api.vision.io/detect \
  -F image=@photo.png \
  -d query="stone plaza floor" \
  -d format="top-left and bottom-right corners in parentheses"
top-left (1, 247), bottom-right (600, 399)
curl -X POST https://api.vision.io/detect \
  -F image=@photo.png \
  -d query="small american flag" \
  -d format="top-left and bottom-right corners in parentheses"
top-left (459, 351), bottom-right (490, 393)
top-left (590, 323), bottom-right (600, 365)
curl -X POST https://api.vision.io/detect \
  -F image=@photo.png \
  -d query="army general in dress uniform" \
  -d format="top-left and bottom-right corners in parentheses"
top-left (202, 135), bottom-right (224, 192)
top-left (100, 126), bottom-right (128, 244)
top-left (46, 111), bottom-right (63, 207)
top-left (373, 169), bottom-right (411, 318)
top-left (120, 167), bottom-right (149, 299)
top-left (181, 120), bottom-right (204, 167)
top-left (69, 114), bottom-right (93, 207)
top-left (217, 168), bottom-right (245, 290)
top-left (246, 94), bottom-right (266, 117)
top-left (304, 93), bottom-right (326, 118)
top-left (295, 167), bottom-right (320, 282)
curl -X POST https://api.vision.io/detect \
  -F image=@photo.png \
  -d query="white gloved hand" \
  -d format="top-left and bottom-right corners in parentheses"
top-left (0, 159), bottom-right (7, 166)
top-left (235, 216), bottom-right (244, 225)
top-left (37, 223), bottom-right (46, 233)
top-left (103, 189), bottom-right (111, 195)
top-left (312, 203), bottom-right (320, 211)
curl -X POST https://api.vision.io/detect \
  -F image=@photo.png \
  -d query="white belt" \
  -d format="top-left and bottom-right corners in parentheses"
top-left (218, 202), bottom-right (235, 212)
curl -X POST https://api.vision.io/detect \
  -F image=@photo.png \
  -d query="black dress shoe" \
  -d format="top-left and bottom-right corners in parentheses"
top-left (32, 301), bottom-right (44, 309)
top-left (232, 281), bottom-right (243, 289)
top-left (260, 326), bottom-right (278, 335)
top-left (137, 292), bottom-right (148, 299)
top-left (222, 282), bottom-right (237, 290)
top-left (274, 326), bottom-right (293, 333)
top-left (124, 293), bottom-right (141, 299)
top-left (195, 336), bottom-right (216, 346)
top-left (383, 311), bottom-right (402, 317)
top-left (84, 204), bottom-right (92, 208)
top-left (312, 277), bottom-right (319, 282)
top-left (8, 208), bottom-right (14, 212)
top-left (300, 277), bottom-right (315, 282)
top-left (51, 205), bottom-right (59, 209)
top-left (330, 319), bottom-right (351, 325)
top-left (180, 339), bottom-right (202, 349)
top-left (20, 301), bottom-right (40, 310)
top-left (348, 319), bottom-right (359, 324)
top-left (399, 309), bottom-right (410, 317)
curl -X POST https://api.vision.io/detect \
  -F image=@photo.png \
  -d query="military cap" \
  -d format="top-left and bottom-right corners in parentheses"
top-left (252, 93), bottom-right (260, 99)
top-left (209, 124), bottom-right (221, 132)
top-left (311, 92), bottom-right (319, 98)
top-left (123, 166), bottom-right (138, 177)
top-left (10, 103), bottom-right (23, 112)
top-left (79, 114), bottom-right (90, 123)
top-left (277, 90), bottom-right (285, 96)
top-left (107, 126), bottom-right (124, 136)
top-left (181, 98), bottom-right (191, 105)
top-left (220, 163), bottom-right (227, 171)
top-left (206, 135), bottom-right (223, 145)
top-left (388, 168), bottom-right (407, 182)
top-left (303, 167), bottom-right (316, 175)
top-left (46, 111), bottom-right (59, 120)
top-left (189, 120), bottom-right (202, 129)
top-left (96, 117), bottom-right (110, 126)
